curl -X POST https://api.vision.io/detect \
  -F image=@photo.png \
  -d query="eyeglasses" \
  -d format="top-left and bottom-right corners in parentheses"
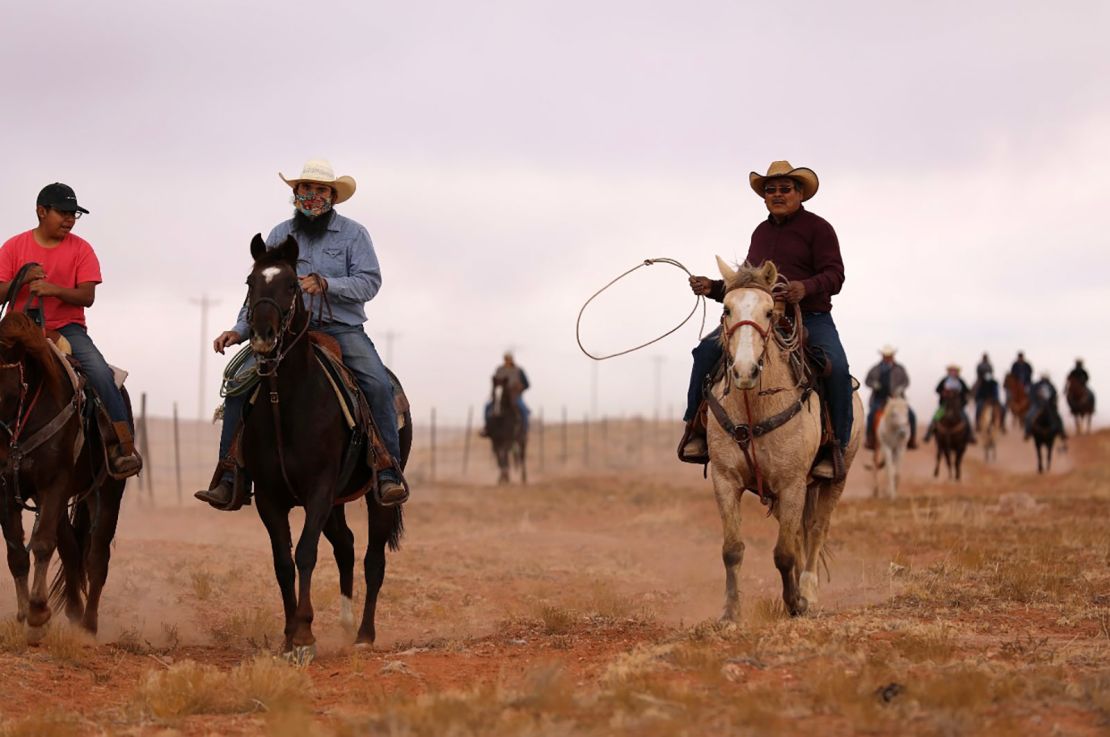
top-left (763, 185), bottom-right (796, 195)
top-left (51, 208), bottom-right (81, 220)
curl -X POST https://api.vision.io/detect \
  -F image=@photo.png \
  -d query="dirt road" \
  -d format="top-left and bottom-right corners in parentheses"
top-left (0, 427), bottom-right (1106, 736)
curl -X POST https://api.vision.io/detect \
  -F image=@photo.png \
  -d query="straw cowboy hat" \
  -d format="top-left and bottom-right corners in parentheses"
top-left (946, 363), bottom-right (961, 372)
top-left (279, 159), bottom-right (356, 204)
top-left (879, 345), bottom-right (897, 356)
top-left (749, 160), bottom-right (819, 201)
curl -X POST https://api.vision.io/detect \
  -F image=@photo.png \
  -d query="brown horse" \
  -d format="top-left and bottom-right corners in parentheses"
top-left (1065, 378), bottom-right (1095, 435)
top-left (487, 376), bottom-right (527, 484)
top-left (1029, 402), bottom-right (1064, 473)
top-left (241, 234), bottom-right (410, 664)
top-left (933, 390), bottom-right (969, 480)
top-left (0, 312), bottom-right (127, 639)
top-left (1004, 373), bottom-right (1030, 432)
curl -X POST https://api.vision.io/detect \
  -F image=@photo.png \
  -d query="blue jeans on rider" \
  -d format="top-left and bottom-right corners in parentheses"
top-left (217, 325), bottom-right (401, 482)
top-left (683, 313), bottom-right (854, 449)
top-left (867, 395), bottom-right (916, 440)
top-left (57, 324), bottom-right (129, 426)
top-left (484, 397), bottom-right (530, 432)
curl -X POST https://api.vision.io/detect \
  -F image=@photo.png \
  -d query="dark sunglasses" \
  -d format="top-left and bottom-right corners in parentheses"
top-left (763, 185), bottom-right (796, 195)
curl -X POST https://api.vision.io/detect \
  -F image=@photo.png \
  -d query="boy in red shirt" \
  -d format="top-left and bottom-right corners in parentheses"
top-left (0, 183), bottom-right (142, 477)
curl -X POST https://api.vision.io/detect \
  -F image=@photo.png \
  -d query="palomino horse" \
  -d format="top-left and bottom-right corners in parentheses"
top-left (873, 394), bottom-right (911, 499)
top-left (487, 376), bottom-right (527, 484)
top-left (1004, 373), bottom-right (1030, 433)
top-left (0, 312), bottom-right (127, 639)
top-left (1029, 402), bottom-right (1064, 473)
top-left (242, 235), bottom-right (411, 663)
top-left (980, 397), bottom-right (1003, 463)
top-left (707, 259), bottom-right (862, 620)
top-left (932, 390), bottom-right (969, 480)
top-left (1065, 378), bottom-right (1095, 435)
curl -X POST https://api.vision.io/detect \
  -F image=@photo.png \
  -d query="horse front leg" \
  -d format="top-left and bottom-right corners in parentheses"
top-left (26, 480), bottom-right (68, 634)
top-left (357, 500), bottom-right (400, 647)
top-left (0, 494), bottom-right (30, 623)
top-left (255, 497), bottom-right (297, 654)
top-left (322, 506), bottom-right (356, 631)
top-left (774, 485), bottom-right (808, 617)
top-left (289, 492), bottom-right (333, 664)
top-left (710, 467), bottom-right (745, 622)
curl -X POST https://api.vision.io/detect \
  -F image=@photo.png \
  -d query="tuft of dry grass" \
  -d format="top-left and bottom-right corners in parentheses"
top-left (209, 607), bottom-right (279, 650)
top-left (0, 709), bottom-right (81, 737)
top-left (132, 656), bottom-right (312, 722)
top-left (42, 623), bottom-right (92, 664)
top-left (0, 619), bottom-right (26, 654)
top-left (537, 605), bottom-right (577, 635)
top-left (190, 569), bottom-right (215, 600)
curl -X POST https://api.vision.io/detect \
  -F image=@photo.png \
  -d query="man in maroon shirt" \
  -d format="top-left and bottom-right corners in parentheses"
top-left (680, 161), bottom-right (853, 479)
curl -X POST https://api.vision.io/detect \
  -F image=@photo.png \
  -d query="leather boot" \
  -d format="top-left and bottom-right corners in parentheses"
top-left (195, 477), bottom-right (234, 507)
top-left (107, 421), bottom-right (143, 479)
top-left (677, 417), bottom-right (709, 463)
top-left (377, 469), bottom-right (409, 506)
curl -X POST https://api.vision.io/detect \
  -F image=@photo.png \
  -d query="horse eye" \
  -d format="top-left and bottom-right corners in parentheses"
top-left (765, 310), bottom-right (773, 318)
top-left (723, 308), bottom-right (730, 317)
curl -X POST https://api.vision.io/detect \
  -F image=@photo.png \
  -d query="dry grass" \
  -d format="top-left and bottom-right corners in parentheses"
top-left (209, 606), bottom-right (280, 650)
top-left (132, 655), bottom-right (312, 723)
top-left (0, 710), bottom-right (81, 737)
top-left (0, 619), bottom-right (25, 654)
top-left (41, 623), bottom-right (93, 664)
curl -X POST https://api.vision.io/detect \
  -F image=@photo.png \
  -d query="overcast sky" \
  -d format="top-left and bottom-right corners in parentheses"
top-left (2, 0), bottom-right (1106, 428)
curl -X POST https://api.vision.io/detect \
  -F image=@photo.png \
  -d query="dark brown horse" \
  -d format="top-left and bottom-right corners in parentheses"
top-left (0, 312), bottom-right (126, 639)
top-left (933, 390), bottom-right (969, 480)
top-left (241, 234), bottom-right (410, 663)
top-left (1004, 373), bottom-right (1030, 433)
top-left (1029, 402), bottom-right (1064, 473)
top-left (1065, 377), bottom-right (1095, 435)
top-left (487, 376), bottom-right (527, 484)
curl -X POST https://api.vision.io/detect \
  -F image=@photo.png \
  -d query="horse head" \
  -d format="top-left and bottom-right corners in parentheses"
top-left (246, 234), bottom-right (302, 356)
top-left (0, 312), bottom-right (63, 409)
top-left (716, 257), bottom-right (780, 390)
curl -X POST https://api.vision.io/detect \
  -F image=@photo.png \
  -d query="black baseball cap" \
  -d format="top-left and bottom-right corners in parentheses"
top-left (36, 182), bottom-right (90, 214)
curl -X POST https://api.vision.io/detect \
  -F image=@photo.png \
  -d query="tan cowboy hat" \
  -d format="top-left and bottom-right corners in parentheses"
top-left (879, 345), bottom-right (897, 356)
top-left (279, 159), bottom-right (356, 204)
top-left (749, 160), bottom-right (819, 201)
top-left (946, 363), bottom-right (960, 371)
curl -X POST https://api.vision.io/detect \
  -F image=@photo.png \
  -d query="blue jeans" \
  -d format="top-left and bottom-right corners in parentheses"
top-left (218, 326), bottom-right (401, 468)
top-left (683, 313), bottom-right (854, 448)
top-left (484, 397), bottom-right (530, 432)
top-left (58, 324), bottom-right (129, 425)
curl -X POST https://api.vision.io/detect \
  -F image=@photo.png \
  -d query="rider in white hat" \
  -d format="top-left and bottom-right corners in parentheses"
top-left (197, 159), bottom-right (408, 508)
top-left (863, 345), bottom-right (917, 450)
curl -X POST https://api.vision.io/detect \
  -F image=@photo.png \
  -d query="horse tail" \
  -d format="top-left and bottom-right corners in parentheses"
top-left (801, 483), bottom-right (835, 581)
top-left (49, 501), bottom-right (91, 612)
top-left (386, 506), bottom-right (404, 551)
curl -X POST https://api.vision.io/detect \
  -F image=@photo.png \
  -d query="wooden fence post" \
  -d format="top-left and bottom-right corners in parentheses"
top-left (173, 402), bottom-right (182, 504)
top-left (538, 407), bottom-right (544, 473)
top-left (561, 406), bottom-right (568, 465)
top-left (462, 405), bottom-right (473, 475)
top-left (583, 414), bottom-right (589, 467)
top-left (430, 407), bottom-right (437, 483)
top-left (139, 392), bottom-right (152, 502)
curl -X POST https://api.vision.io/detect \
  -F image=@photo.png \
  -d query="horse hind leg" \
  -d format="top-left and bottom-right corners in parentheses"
top-left (322, 506), bottom-right (357, 631)
top-left (52, 510), bottom-right (85, 625)
top-left (81, 482), bottom-right (124, 635)
top-left (357, 500), bottom-right (401, 646)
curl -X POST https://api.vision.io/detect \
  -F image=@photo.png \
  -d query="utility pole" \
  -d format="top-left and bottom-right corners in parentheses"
top-left (590, 361), bottom-right (599, 418)
top-left (651, 356), bottom-right (665, 422)
top-left (190, 294), bottom-right (220, 420)
top-left (383, 330), bottom-right (399, 367)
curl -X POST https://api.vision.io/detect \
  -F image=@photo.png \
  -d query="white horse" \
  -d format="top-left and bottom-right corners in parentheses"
top-left (873, 394), bottom-right (911, 499)
top-left (706, 258), bottom-right (863, 620)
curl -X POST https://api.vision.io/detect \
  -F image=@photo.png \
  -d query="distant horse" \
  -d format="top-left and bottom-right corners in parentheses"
top-left (1065, 378), bottom-right (1095, 435)
top-left (1004, 373), bottom-right (1030, 433)
top-left (932, 390), bottom-right (969, 480)
top-left (707, 259), bottom-right (863, 620)
top-left (241, 234), bottom-right (411, 663)
top-left (0, 312), bottom-right (127, 639)
top-left (873, 394), bottom-right (911, 499)
top-left (1029, 402), bottom-right (1064, 473)
top-left (487, 376), bottom-right (527, 484)
top-left (980, 397), bottom-right (1003, 463)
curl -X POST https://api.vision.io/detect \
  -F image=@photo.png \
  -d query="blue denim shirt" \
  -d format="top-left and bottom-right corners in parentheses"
top-left (231, 212), bottom-right (383, 338)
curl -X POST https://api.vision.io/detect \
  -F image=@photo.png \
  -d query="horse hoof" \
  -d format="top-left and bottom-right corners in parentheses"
top-left (284, 644), bottom-right (317, 667)
top-left (26, 625), bottom-right (47, 646)
top-left (353, 641), bottom-right (374, 651)
top-left (790, 596), bottom-right (809, 617)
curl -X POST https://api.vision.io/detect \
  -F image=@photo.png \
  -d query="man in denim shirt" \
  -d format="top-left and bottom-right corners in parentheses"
top-left (196, 159), bottom-right (407, 508)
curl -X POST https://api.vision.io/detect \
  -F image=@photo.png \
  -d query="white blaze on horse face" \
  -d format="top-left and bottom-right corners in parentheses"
top-left (724, 290), bottom-right (771, 390)
top-left (261, 266), bottom-right (282, 284)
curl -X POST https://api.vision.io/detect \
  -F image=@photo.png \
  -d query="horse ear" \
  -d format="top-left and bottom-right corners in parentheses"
top-left (250, 233), bottom-right (267, 261)
top-left (715, 255), bottom-right (737, 283)
top-left (277, 236), bottom-right (299, 267)
top-left (760, 261), bottom-right (778, 286)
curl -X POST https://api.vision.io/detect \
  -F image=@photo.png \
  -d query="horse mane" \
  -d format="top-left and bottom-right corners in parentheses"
top-left (0, 313), bottom-right (64, 400)
top-left (724, 261), bottom-right (780, 295)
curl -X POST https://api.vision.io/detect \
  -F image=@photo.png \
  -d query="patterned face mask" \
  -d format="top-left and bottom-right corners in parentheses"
top-left (294, 190), bottom-right (333, 217)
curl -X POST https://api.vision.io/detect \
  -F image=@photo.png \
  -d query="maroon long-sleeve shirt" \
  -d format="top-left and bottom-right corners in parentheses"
top-left (711, 205), bottom-right (845, 313)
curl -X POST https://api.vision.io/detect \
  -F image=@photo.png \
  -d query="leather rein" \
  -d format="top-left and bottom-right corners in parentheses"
top-left (705, 302), bottom-right (813, 508)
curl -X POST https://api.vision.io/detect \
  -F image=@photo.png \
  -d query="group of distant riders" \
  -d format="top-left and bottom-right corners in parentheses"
top-left (861, 347), bottom-right (1087, 451)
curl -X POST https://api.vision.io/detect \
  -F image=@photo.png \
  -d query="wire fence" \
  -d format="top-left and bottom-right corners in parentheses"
top-left (128, 396), bottom-right (685, 506)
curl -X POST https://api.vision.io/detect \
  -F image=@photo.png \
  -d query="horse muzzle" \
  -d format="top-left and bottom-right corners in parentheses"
top-left (249, 332), bottom-right (278, 356)
top-left (732, 363), bottom-right (761, 389)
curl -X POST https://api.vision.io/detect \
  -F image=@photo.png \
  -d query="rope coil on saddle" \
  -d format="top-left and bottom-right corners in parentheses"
top-left (576, 258), bottom-right (707, 361)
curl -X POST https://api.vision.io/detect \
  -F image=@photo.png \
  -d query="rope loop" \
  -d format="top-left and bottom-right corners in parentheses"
top-left (576, 257), bottom-right (707, 361)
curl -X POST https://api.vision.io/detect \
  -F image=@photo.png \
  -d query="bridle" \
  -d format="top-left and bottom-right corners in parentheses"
top-left (247, 287), bottom-right (309, 378)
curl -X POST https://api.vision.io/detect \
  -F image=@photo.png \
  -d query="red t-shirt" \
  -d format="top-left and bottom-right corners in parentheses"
top-left (0, 230), bottom-right (102, 330)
